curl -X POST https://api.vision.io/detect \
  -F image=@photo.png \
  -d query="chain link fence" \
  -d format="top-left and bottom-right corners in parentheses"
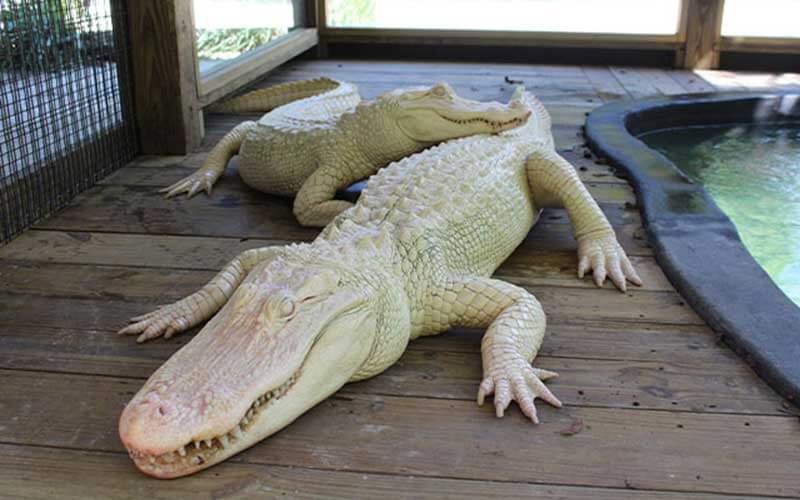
top-left (0, 0), bottom-right (137, 243)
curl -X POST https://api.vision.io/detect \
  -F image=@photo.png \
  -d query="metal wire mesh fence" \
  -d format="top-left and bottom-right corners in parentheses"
top-left (0, 0), bottom-right (137, 243)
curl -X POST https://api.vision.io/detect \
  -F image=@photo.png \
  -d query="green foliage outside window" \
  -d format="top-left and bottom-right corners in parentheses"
top-left (327, 0), bottom-right (376, 27)
top-left (196, 27), bottom-right (287, 61)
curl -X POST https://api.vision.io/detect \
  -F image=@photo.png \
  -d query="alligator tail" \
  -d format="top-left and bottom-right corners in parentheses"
top-left (208, 77), bottom-right (343, 113)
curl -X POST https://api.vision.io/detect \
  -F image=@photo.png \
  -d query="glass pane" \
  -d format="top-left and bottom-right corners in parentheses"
top-left (722, 0), bottom-right (800, 38)
top-left (194, 0), bottom-right (300, 76)
top-left (326, 0), bottom-right (681, 35)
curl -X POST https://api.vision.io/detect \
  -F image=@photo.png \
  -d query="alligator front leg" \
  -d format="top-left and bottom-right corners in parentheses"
top-left (526, 150), bottom-right (642, 291)
top-left (162, 121), bottom-right (257, 199)
top-left (431, 277), bottom-right (562, 423)
top-left (119, 247), bottom-right (281, 342)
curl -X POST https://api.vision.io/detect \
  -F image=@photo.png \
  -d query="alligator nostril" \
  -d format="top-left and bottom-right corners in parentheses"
top-left (157, 406), bottom-right (167, 417)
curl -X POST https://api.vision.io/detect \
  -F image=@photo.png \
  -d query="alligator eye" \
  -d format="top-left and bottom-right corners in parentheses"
top-left (279, 298), bottom-right (296, 318)
top-left (431, 85), bottom-right (447, 97)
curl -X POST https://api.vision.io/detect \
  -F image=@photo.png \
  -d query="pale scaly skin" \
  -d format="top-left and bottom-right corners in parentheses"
top-left (162, 78), bottom-right (531, 227)
top-left (118, 88), bottom-right (641, 478)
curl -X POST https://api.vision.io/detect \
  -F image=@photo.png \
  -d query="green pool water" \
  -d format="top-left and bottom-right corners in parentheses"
top-left (640, 123), bottom-right (800, 306)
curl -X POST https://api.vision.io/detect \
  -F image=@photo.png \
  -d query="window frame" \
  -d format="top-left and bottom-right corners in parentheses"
top-left (316, 0), bottom-right (800, 65)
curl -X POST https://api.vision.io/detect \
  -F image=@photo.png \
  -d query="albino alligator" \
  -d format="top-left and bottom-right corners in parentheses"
top-left (119, 88), bottom-right (642, 478)
top-left (162, 78), bottom-right (530, 227)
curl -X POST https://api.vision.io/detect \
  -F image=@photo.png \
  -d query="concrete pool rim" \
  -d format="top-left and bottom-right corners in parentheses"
top-left (585, 92), bottom-right (800, 406)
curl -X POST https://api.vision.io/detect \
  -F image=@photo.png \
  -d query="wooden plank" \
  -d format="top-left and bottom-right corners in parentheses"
top-left (691, 70), bottom-right (747, 91)
top-left (681, 0), bottom-right (724, 69)
top-left (32, 183), bottom-right (320, 242)
top-left (637, 69), bottom-right (689, 96)
top-left (0, 371), bottom-right (797, 497)
top-left (1, 444), bottom-right (765, 500)
top-left (719, 72), bottom-right (800, 92)
top-left (668, 70), bottom-right (718, 93)
top-left (608, 67), bottom-right (660, 99)
top-left (128, 0), bottom-right (203, 154)
top-left (267, 64), bottom-right (595, 89)
top-left (582, 66), bottom-right (631, 102)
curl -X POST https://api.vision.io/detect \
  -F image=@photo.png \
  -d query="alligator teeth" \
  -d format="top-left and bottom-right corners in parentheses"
top-left (137, 371), bottom-right (303, 469)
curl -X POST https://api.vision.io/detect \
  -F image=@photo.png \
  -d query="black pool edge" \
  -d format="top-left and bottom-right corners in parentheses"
top-left (585, 92), bottom-right (800, 407)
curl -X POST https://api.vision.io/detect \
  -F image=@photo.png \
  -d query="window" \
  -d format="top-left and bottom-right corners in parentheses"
top-left (326, 0), bottom-right (681, 35)
top-left (194, 0), bottom-right (302, 76)
top-left (722, 0), bottom-right (800, 38)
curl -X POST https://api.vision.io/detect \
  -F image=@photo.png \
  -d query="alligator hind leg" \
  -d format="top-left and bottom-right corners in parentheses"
top-left (162, 121), bottom-right (258, 199)
top-left (429, 277), bottom-right (561, 423)
top-left (119, 247), bottom-right (281, 343)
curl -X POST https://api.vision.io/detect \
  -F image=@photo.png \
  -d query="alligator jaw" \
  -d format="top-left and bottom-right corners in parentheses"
top-left (126, 371), bottom-right (300, 478)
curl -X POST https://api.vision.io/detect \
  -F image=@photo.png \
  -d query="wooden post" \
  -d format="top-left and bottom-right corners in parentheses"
top-left (127, 0), bottom-right (203, 155)
top-left (314, 0), bottom-right (329, 58)
top-left (680, 0), bottom-right (725, 69)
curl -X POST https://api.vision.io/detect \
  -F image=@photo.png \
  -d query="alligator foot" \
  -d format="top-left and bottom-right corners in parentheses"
top-left (119, 293), bottom-right (217, 343)
top-left (161, 169), bottom-right (218, 199)
top-left (477, 359), bottom-right (561, 424)
top-left (577, 231), bottom-right (642, 292)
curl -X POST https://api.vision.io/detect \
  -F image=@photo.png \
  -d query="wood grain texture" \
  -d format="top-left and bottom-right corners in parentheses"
top-left (4, 59), bottom-right (799, 497)
top-left (128, 0), bottom-right (203, 154)
top-left (681, 0), bottom-right (725, 69)
top-left (2, 444), bottom-right (773, 500)
top-left (0, 371), bottom-right (797, 497)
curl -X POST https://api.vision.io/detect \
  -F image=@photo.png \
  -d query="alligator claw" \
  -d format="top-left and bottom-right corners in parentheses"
top-left (477, 360), bottom-right (561, 424)
top-left (577, 233), bottom-right (642, 292)
top-left (162, 170), bottom-right (217, 199)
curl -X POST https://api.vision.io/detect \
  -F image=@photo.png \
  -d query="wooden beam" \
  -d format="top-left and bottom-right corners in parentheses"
top-left (320, 28), bottom-right (682, 51)
top-left (681, 0), bottom-right (725, 69)
top-left (304, 0), bottom-right (319, 28)
top-left (721, 36), bottom-right (800, 55)
top-left (127, 0), bottom-right (203, 155)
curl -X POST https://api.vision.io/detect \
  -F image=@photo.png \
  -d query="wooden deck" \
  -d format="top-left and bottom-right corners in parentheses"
top-left (1, 60), bottom-right (799, 499)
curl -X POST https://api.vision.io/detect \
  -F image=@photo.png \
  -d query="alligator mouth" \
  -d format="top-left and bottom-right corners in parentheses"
top-left (127, 372), bottom-right (299, 476)
top-left (441, 113), bottom-right (530, 130)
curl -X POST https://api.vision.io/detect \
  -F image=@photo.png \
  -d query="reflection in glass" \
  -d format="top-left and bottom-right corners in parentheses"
top-left (194, 0), bottom-right (297, 75)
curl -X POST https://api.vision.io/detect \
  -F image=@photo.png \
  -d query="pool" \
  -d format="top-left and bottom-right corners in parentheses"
top-left (586, 93), bottom-right (800, 406)
top-left (640, 123), bottom-right (800, 306)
